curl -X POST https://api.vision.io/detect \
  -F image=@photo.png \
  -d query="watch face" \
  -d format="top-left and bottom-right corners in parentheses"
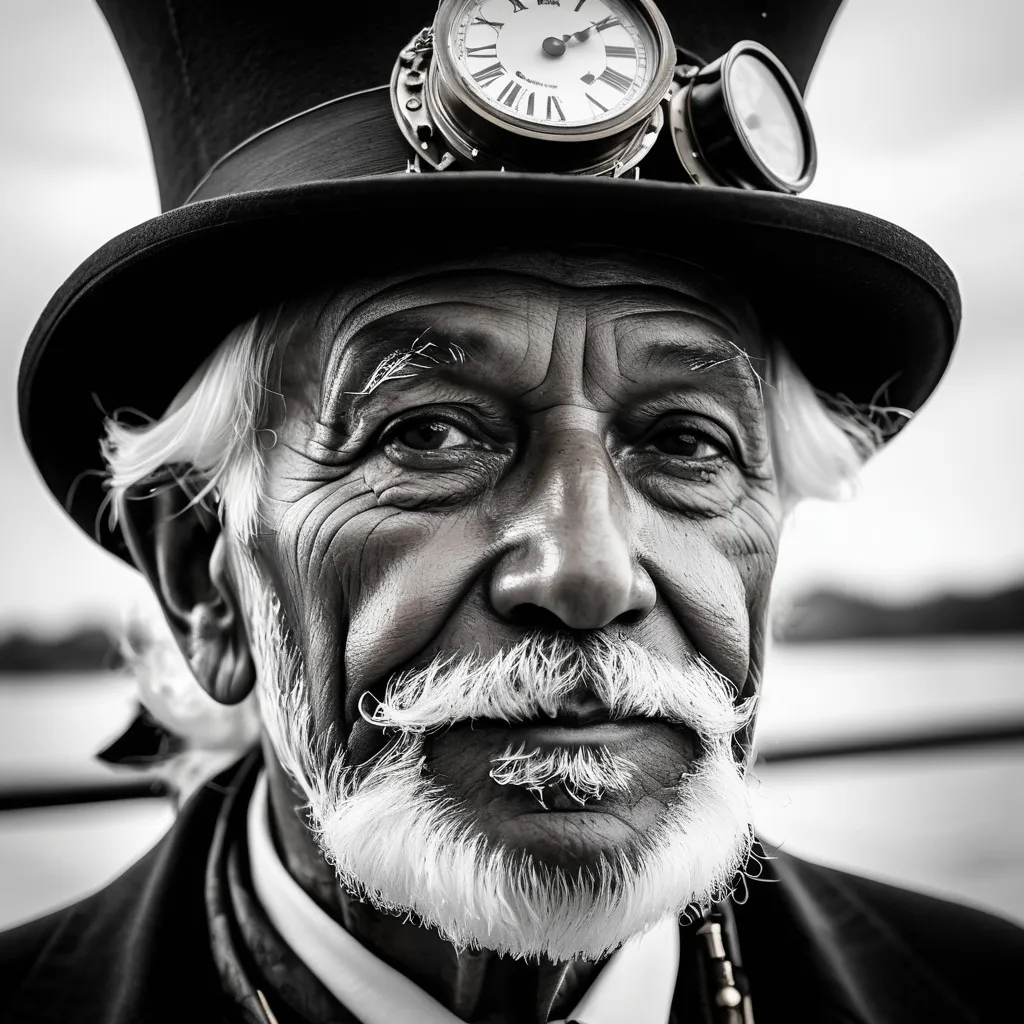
top-left (445, 0), bottom-right (660, 131)
top-left (727, 52), bottom-right (806, 184)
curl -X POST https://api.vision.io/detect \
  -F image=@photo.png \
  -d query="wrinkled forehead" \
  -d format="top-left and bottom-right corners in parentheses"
top-left (320, 247), bottom-right (760, 340)
top-left (282, 248), bottom-right (768, 407)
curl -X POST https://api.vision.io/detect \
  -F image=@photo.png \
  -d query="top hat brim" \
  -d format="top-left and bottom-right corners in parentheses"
top-left (18, 172), bottom-right (959, 562)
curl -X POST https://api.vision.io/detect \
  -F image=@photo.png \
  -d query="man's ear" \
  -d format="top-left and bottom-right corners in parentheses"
top-left (119, 482), bottom-right (256, 705)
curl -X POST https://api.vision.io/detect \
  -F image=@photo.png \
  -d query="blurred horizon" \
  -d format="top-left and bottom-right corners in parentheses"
top-left (2, 0), bottom-right (1024, 632)
top-left (2, 576), bottom-right (1022, 658)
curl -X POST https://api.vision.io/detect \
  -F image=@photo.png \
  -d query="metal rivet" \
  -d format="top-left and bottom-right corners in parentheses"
top-left (406, 98), bottom-right (422, 111)
top-left (715, 987), bottom-right (742, 1008)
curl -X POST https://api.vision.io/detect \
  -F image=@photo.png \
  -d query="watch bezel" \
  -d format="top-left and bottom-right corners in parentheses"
top-left (686, 40), bottom-right (817, 194)
top-left (721, 41), bottom-right (816, 192)
top-left (430, 0), bottom-right (675, 144)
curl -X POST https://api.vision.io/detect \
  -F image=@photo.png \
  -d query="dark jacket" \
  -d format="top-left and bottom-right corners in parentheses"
top-left (1, 761), bottom-right (1021, 1024)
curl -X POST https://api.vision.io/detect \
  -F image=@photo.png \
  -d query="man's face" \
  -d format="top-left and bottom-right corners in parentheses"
top-left (250, 249), bottom-right (781, 876)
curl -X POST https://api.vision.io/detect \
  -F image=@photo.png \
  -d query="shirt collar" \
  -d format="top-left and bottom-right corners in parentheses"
top-left (247, 771), bottom-right (680, 1024)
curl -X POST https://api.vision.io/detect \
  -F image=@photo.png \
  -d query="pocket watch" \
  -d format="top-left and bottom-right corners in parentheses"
top-left (393, 0), bottom-right (676, 176)
top-left (391, 0), bottom-right (816, 191)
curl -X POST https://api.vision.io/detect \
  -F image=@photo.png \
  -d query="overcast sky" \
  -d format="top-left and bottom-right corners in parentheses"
top-left (1, 0), bottom-right (1022, 631)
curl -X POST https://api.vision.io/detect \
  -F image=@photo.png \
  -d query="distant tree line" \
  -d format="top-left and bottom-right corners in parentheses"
top-left (0, 626), bottom-right (124, 674)
top-left (776, 583), bottom-right (1024, 642)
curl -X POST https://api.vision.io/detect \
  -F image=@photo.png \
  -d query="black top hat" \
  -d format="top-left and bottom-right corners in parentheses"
top-left (17, 0), bottom-right (959, 560)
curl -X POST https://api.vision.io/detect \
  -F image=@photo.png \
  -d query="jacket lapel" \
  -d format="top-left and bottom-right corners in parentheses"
top-left (772, 854), bottom-right (979, 1024)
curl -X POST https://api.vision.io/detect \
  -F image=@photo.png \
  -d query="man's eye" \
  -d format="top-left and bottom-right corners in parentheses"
top-left (647, 428), bottom-right (725, 460)
top-left (387, 419), bottom-right (477, 452)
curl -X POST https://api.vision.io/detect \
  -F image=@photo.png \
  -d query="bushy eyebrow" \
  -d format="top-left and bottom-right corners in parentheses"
top-left (683, 339), bottom-right (768, 402)
top-left (623, 323), bottom-right (768, 409)
top-left (321, 314), bottom-right (483, 417)
top-left (342, 327), bottom-right (467, 398)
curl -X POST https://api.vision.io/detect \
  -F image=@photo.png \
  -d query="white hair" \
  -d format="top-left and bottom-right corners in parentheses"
top-left (99, 308), bottom-right (891, 776)
top-left (488, 744), bottom-right (637, 807)
top-left (244, 579), bottom-right (754, 961)
top-left (766, 345), bottom-right (889, 508)
top-left (101, 308), bottom-right (283, 545)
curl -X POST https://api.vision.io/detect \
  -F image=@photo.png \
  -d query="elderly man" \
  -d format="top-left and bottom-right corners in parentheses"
top-left (4, 1), bottom-right (1023, 1022)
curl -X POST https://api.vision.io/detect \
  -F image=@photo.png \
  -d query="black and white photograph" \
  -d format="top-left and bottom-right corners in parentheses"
top-left (1, 1), bottom-right (1022, 1021)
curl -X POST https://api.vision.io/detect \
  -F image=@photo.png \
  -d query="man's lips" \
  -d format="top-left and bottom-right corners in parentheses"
top-left (506, 716), bottom-right (653, 748)
top-left (425, 716), bottom-right (703, 818)
top-left (466, 714), bottom-right (700, 759)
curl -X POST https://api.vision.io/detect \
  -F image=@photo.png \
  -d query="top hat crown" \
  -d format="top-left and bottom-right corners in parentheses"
top-left (102, 0), bottom-right (844, 209)
top-left (19, 0), bottom-right (959, 561)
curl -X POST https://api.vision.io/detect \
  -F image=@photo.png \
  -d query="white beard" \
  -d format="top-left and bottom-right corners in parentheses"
top-left (245, 583), bottom-right (755, 962)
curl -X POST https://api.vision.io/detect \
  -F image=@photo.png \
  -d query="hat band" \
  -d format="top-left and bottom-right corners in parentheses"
top-left (184, 82), bottom-right (712, 207)
top-left (187, 35), bottom-right (816, 210)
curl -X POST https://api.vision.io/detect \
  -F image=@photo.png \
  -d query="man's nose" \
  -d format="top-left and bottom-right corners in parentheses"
top-left (489, 428), bottom-right (656, 630)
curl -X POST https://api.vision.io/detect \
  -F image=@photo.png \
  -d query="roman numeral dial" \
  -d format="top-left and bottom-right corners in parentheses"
top-left (597, 66), bottom-right (633, 93)
top-left (471, 61), bottom-right (505, 86)
top-left (497, 80), bottom-right (524, 106)
top-left (446, 0), bottom-right (663, 132)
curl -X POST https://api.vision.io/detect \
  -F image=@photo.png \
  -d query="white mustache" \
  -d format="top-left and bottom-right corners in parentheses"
top-left (359, 633), bottom-right (754, 741)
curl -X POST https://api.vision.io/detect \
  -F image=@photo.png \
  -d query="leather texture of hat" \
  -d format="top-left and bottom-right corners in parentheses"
top-left (17, 0), bottom-right (960, 559)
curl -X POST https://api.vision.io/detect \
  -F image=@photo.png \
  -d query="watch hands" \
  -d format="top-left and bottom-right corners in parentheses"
top-left (540, 26), bottom-right (592, 58)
